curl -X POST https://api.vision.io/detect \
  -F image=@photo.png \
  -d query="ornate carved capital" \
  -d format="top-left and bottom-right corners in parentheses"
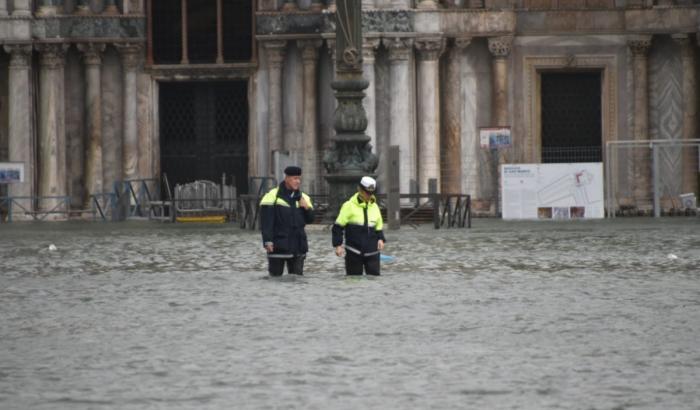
top-left (488, 36), bottom-right (513, 58)
top-left (297, 39), bottom-right (323, 62)
top-left (77, 43), bottom-right (107, 66)
top-left (453, 36), bottom-right (473, 50)
top-left (383, 37), bottom-right (414, 62)
top-left (362, 37), bottom-right (381, 62)
top-left (4, 45), bottom-right (33, 68)
top-left (115, 43), bottom-right (145, 70)
top-left (36, 44), bottom-right (69, 69)
top-left (262, 40), bottom-right (287, 68)
top-left (628, 35), bottom-right (652, 56)
top-left (415, 37), bottom-right (445, 61)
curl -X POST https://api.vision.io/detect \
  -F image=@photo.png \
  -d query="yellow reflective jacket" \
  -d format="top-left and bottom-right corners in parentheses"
top-left (332, 192), bottom-right (385, 256)
top-left (260, 184), bottom-right (314, 255)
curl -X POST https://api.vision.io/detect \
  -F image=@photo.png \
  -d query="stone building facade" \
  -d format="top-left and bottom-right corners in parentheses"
top-left (1, 0), bottom-right (699, 219)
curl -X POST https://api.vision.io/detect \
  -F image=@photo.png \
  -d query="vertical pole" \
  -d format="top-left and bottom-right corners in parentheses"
top-left (652, 143), bottom-right (660, 218)
top-left (387, 145), bottom-right (400, 230)
top-left (429, 178), bottom-right (439, 229)
top-left (216, 0), bottom-right (224, 64)
top-left (491, 147), bottom-right (499, 217)
top-left (180, 0), bottom-right (189, 64)
top-left (605, 142), bottom-right (612, 218)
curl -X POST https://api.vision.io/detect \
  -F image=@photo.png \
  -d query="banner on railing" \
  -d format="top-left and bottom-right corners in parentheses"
top-left (0, 162), bottom-right (24, 184)
top-left (501, 163), bottom-right (604, 220)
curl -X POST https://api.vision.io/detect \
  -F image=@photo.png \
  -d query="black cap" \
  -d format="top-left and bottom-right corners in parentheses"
top-left (284, 166), bottom-right (302, 176)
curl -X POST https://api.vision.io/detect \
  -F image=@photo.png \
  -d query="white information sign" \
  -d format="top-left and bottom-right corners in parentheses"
top-left (502, 163), bottom-right (604, 220)
top-left (0, 162), bottom-right (24, 184)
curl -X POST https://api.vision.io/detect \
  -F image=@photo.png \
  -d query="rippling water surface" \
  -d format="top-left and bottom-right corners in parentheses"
top-left (1, 218), bottom-right (699, 409)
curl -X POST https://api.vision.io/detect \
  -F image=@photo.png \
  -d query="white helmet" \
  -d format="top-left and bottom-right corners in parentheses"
top-left (359, 176), bottom-right (376, 192)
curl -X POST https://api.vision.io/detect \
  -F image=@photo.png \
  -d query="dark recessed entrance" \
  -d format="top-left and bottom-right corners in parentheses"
top-left (541, 71), bottom-right (602, 163)
top-left (159, 81), bottom-right (249, 193)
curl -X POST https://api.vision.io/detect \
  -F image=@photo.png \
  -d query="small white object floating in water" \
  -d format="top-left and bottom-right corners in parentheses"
top-left (667, 253), bottom-right (678, 260)
top-left (48, 244), bottom-right (57, 252)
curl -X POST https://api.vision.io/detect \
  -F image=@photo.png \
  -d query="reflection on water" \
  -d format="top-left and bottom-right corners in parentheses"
top-left (1, 219), bottom-right (699, 409)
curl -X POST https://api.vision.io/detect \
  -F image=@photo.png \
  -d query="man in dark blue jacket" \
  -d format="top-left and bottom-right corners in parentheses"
top-left (259, 166), bottom-right (314, 276)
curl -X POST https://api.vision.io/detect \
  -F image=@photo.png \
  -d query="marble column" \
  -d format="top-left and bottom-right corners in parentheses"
top-left (487, 36), bottom-right (512, 130)
top-left (298, 39), bottom-right (322, 193)
top-left (628, 35), bottom-right (652, 206)
top-left (12, 0), bottom-right (32, 16)
top-left (488, 36), bottom-right (512, 214)
top-left (4, 45), bottom-right (34, 216)
top-left (673, 33), bottom-right (698, 195)
top-left (116, 43), bottom-right (143, 181)
top-left (0, 0), bottom-right (7, 16)
top-left (362, 38), bottom-right (381, 154)
top-left (442, 37), bottom-right (470, 195)
top-left (263, 40), bottom-right (287, 176)
top-left (77, 43), bottom-right (105, 205)
top-left (384, 37), bottom-right (415, 196)
top-left (36, 43), bottom-right (68, 216)
top-left (415, 37), bottom-right (445, 195)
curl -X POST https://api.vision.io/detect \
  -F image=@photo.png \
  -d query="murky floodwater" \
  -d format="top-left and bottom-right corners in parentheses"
top-left (1, 218), bottom-right (699, 409)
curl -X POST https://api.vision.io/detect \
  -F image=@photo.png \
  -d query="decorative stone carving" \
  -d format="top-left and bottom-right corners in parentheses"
top-left (4, 44), bottom-right (33, 68)
top-left (262, 40), bottom-right (287, 67)
top-left (364, 10), bottom-right (412, 33)
top-left (298, 39), bottom-right (322, 62)
top-left (415, 37), bottom-right (445, 61)
top-left (384, 37), bottom-right (414, 61)
top-left (36, 43), bottom-right (68, 69)
top-left (115, 43), bottom-right (144, 70)
top-left (362, 37), bottom-right (381, 63)
top-left (488, 36), bottom-right (513, 58)
top-left (77, 43), bottom-right (106, 66)
top-left (628, 35), bottom-right (652, 55)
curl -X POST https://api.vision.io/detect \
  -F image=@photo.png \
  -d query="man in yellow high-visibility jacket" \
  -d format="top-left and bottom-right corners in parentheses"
top-left (260, 166), bottom-right (314, 276)
top-left (332, 176), bottom-right (386, 276)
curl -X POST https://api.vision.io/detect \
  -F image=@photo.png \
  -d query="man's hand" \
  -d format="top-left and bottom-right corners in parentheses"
top-left (299, 197), bottom-right (310, 209)
top-left (264, 243), bottom-right (274, 253)
top-left (377, 240), bottom-right (384, 251)
top-left (335, 246), bottom-right (345, 257)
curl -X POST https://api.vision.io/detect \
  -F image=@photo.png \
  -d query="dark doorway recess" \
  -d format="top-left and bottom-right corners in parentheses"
top-left (160, 81), bottom-right (249, 193)
top-left (541, 71), bottom-right (602, 163)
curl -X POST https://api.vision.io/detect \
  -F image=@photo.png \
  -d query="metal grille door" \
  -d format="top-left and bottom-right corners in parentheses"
top-left (160, 81), bottom-right (249, 193)
top-left (541, 72), bottom-right (602, 163)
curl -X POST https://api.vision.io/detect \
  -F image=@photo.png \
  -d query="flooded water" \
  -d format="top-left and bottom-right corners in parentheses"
top-left (1, 218), bottom-right (699, 409)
